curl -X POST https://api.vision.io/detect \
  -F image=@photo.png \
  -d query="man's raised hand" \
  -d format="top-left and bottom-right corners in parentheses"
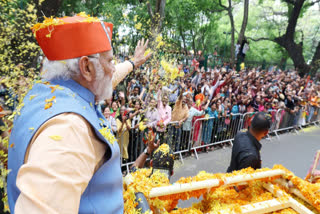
top-left (133, 39), bottom-right (152, 68)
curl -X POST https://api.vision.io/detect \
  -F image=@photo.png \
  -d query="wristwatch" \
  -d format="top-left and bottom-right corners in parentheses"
top-left (144, 147), bottom-right (150, 156)
top-left (128, 60), bottom-right (135, 71)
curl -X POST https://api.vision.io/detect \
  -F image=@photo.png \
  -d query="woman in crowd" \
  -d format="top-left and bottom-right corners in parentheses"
top-left (111, 101), bottom-right (120, 118)
top-left (117, 106), bottom-right (131, 161)
top-left (202, 102), bottom-right (218, 150)
top-left (103, 107), bottom-right (117, 133)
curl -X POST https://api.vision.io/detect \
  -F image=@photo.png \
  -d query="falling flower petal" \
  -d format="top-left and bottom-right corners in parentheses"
top-left (49, 135), bottom-right (63, 141)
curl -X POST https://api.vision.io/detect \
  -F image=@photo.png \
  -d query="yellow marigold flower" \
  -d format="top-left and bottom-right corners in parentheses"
top-left (26, 4), bottom-right (35, 13)
top-left (31, 12), bottom-right (100, 34)
top-left (138, 121), bottom-right (146, 131)
top-left (99, 127), bottom-right (116, 145)
top-left (49, 85), bottom-right (60, 93)
top-left (49, 135), bottom-right (63, 141)
top-left (144, 48), bottom-right (151, 57)
top-left (44, 102), bottom-right (52, 109)
top-left (155, 35), bottom-right (163, 43)
top-left (154, 143), bottom-right (170, 156)
top-left (134, 22), bottom-right (142, 30)
top-left (29, 94), bottom-right (37, 100)
top-left (45, 96), bottom-right (56, 103)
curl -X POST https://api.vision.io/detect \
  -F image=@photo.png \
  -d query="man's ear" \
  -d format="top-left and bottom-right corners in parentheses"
top-left (79, 56), bottom-right (95, 82)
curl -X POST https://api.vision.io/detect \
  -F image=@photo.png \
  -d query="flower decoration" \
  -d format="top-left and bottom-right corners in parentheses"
top-left (31, 12), bottom-right (100, 36)
top-left (44, 95), bottom-right (56, 110)
top-left (160, 60), bottom-right (184, 84)
top-left (99, 127), bottom-right (116, 145)
top-left (123, 165), bottom-right (320, 213)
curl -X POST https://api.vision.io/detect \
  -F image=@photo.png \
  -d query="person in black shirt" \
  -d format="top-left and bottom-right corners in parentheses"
top-left (227, 112), bottom-right (271, 172)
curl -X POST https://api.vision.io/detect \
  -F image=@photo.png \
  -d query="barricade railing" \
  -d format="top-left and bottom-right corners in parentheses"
top-left (238, 112), bottom-right (258, 132)
top-left (190, 113), bottom-right (242, 159)
top-left (271, 109), bottom-right (299, 139)
top-left (120, 120), bottom-right (187, 171)
top-left (120, 108), bottom-right (320, 169)
top-left (166, 121), bottom-right (189, 163)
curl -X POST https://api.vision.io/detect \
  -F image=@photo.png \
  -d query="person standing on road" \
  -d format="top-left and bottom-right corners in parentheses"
top-left (227, 112), bottom-right (271, 172)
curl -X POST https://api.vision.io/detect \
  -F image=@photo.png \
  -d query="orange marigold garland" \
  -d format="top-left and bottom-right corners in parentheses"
top-left (273, 164), bottom-right (320, 212)
top-left (123, 165), bottom-right (320, 213)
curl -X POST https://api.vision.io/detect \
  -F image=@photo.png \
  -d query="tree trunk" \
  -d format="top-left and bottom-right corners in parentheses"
top-left (156, 0), bottom-right (166, 34)
top-left (275, 36), bottom-right (310, 75)
top-left (179, 26), bottom-right (187, 55)
top-left (147, 0), bottom-right (166, 35)
top-left (237, 0), bottom-right (249, 44)
top-left (228, 0), bottom-right (235, 65)
top-left (273, 0), bottom-right (311, 76)
top-left (191, 30), bottom-right (196, 55)
top-left (310, 42), bottom-right (320, 75)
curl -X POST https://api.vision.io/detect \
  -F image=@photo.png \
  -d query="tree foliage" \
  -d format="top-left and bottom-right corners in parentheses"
top-left (0, 0), bottom-right (40, 75)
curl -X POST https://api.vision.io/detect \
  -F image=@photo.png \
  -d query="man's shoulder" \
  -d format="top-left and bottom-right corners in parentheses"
top-left (234, 131), bottom-right (251, 145)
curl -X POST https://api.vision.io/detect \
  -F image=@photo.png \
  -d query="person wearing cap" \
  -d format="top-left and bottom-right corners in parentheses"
top-left (7, 13), bottom-right (151, 214)
top-left (227, 112), bottom-right (271, 172)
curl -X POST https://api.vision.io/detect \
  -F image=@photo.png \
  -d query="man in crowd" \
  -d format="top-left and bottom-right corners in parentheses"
top-left (7, 14), bottom-right (151, 213)
top-left (145, 98), bottom-right (160, 128)
top-left (170, 91), bottom-right (189, 151)
top-left (227, 112), bottom-right (271, 172)
top-left (128, 85), bottom-right (141, 101)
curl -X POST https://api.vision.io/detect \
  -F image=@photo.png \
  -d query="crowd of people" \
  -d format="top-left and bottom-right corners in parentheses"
top-left (95, 56), bottom-right (320, 163)
top-left (1, 56), bottom-right (319, 163)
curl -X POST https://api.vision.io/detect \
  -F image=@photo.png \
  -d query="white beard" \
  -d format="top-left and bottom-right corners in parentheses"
top-left (93, 63), bottom-right (113, 102)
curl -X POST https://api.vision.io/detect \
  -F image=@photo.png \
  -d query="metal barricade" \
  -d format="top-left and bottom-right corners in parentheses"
top-left (128, 127), bottom-right (145, 162)
top-left (271, 109), bottom-right (300, 139)
top-left (120, 107), bottom-right (320, 170)
top-left (166, 121), bottom-right (188, 163)
top-left (190, 114), bottom-right (242, 159)
top-left (120, 121), bottom-right (187, 170)
top-left (268, 110), bottom-right (278, 133)
top-left (316, 107), bottom-right (320, 124)
top-left (239, 112), bottom-right (258, 131)
top-left (309, 106), bottom-right (320, 125)
top-left (118, 130), bottom-right (135, 172)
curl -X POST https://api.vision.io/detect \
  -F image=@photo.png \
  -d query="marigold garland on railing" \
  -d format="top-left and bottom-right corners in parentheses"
top-left (123, 165), bottom-right (320, 214)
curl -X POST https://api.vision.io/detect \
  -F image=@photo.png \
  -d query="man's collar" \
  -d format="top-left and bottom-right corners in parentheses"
top-left (246, 130), bottom-right (262, 151)
top-left (51, 79), bottom-right (95, 104)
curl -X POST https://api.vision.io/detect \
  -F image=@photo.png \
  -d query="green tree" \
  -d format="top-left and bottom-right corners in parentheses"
top-left (249, 0), bottom-right (320, 75)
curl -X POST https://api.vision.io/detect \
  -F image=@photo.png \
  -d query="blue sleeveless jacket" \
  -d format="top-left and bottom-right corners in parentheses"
top-left (7, 79), bottom-right (123, 213)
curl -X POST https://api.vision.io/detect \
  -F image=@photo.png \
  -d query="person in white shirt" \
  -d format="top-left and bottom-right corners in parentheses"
top-left (235, 42), bottom-right (240, 58)
top-left (242, 41), bottom-right (250, 56)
